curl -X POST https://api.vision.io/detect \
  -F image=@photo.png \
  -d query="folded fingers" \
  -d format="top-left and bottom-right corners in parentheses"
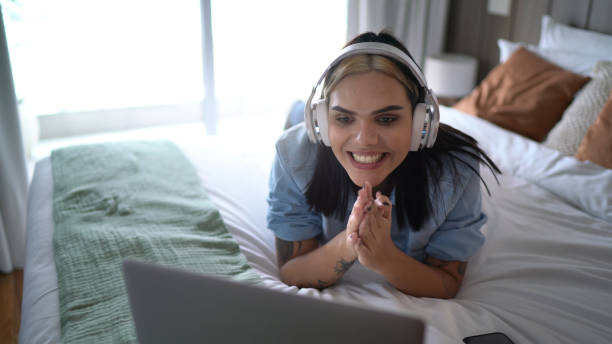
top-left (374, 191), bottom-right (392, 220)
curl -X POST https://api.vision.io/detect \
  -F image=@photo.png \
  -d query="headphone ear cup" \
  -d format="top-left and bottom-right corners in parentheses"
top-left (314, 99), bottom-right (330, 146)
top-left (304, 99), bottom-right (317, 143)
top-left (410, 103), bottom-right (427, 151)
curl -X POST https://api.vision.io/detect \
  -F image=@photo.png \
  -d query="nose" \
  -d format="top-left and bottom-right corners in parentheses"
top-left (355, 121), bottom-right (378, 146)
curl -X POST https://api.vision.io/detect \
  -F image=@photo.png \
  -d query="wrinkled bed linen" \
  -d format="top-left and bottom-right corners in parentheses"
top-left (51, 141), bottom-right (259, 343)
top-left (20, 107), bottom-right (612, 344)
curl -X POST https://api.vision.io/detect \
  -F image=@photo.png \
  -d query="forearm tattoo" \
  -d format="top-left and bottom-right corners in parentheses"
top-left (426, 257), bottom-right (467, 277)
top-left (275, 237), bottom-right (296, 267)
top-left (275, 238), bottom-right (353, 290)
top-left (457, 262), bottom-right (467, 276)
top-left (425, 258), bottom-right (449, 269)
top-left (425, 257), bottom-right (453, 295)
top-left (334, 258), bottom-right (355, 274)
top-left (425, 256), bottom-right (468, 296)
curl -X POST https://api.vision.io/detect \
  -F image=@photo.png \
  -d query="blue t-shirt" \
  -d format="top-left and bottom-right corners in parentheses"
top-left (266, 123), bottom-right (486, 262)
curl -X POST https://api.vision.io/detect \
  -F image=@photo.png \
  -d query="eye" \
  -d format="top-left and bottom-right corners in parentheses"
top-left (376, 115), bottom-right (398, 125)
top-left (334, 114), bottom-right (353, 125)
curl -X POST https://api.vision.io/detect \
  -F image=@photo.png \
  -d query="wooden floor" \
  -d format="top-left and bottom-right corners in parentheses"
top-left (0, 270), bottom-right (23, 344)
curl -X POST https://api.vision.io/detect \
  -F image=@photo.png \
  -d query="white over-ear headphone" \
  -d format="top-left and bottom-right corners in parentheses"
top-left (304, 42), bottom-right (440, 152)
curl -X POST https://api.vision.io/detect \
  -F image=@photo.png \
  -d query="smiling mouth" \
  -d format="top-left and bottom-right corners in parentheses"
top-left (350, 152), bottom-right (387, 165)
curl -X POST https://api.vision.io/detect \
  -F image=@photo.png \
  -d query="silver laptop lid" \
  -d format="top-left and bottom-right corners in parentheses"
top-left (123, 259), bottom-right (425, 344)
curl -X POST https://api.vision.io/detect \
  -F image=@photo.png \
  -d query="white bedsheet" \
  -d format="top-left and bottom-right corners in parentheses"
top-left (20, 107), bottom-right (612, 343)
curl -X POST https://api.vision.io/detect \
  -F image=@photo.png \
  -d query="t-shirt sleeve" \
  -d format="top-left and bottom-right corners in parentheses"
top-left (266, 151), bottom-right (322, 242)
top-left (425, 167), bottom-right (487, 262)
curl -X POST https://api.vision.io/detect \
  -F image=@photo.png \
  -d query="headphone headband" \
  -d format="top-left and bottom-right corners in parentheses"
top-left (305, 41), bottom-right (440, 151)
top-left (314, 43), bottom-right (428, 93)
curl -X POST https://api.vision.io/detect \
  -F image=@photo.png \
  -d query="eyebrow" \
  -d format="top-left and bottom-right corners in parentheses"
top-left (330, 105), bottom-right (404, 115)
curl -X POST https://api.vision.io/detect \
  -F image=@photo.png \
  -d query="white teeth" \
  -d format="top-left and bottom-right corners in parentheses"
top-left (352, 153), bottom-right (383, 164)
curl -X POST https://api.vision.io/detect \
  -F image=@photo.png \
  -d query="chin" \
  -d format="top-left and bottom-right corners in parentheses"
top-left (348, 174), bottom-right (386, 189)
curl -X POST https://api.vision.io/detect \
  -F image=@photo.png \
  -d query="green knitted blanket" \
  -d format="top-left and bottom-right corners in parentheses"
top-left (51, 140), bottom-right (260, 343)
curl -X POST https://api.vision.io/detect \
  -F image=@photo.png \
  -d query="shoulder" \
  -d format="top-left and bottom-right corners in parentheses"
top-left (274, 122), bottom-right (319, 192)
top-left (431, 124), bottom-right (483, 183)
top-left (430, 148), bottom-right (483, 220)
top-left (275, 122), bottom-right (314, 158)
top-left (438, 147), bottom-right (481, 187)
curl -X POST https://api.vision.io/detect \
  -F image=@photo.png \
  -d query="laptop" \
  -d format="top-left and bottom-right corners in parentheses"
top-left (122, 259), bottom-right (425, 344)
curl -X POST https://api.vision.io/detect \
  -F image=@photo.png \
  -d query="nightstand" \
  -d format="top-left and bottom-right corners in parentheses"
top-left (436, 96), bottom-right (461, 107)
top-left (424, 53), bottom-right (478, 105)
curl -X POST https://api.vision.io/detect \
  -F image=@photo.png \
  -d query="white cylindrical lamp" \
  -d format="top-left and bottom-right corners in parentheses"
top-left (424, 54), bottom-right (478, 98)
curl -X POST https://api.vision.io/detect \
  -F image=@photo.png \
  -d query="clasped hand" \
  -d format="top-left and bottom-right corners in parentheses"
top-left (345, 181), bottom-right (395, 273)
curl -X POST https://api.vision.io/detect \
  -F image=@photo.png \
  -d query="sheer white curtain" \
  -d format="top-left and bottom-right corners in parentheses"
top-left (0, 4), bottom-right (27, 273)
top-left (347, 0), bottom-right (449, 66)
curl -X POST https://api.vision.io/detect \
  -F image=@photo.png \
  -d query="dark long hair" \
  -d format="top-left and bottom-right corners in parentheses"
top-left (304, 32), bottom-right (500, 231)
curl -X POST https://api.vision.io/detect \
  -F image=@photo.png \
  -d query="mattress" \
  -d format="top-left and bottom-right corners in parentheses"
top-left (20, 106), bottom-right (612, 343)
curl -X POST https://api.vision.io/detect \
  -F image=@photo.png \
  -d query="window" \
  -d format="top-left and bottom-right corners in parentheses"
top-left (2, 0), bottom-right (347, 139)
top-left (211, 0), bottom-right (348, 135)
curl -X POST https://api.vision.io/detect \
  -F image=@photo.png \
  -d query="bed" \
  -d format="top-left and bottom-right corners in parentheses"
top-left (20, 16), bottom-right (612, 344)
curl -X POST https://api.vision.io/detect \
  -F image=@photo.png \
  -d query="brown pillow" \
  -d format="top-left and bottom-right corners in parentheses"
top-left (575, 90), bottom-right (612, 169)
top-left (453, 47), bottom-right (590, 141)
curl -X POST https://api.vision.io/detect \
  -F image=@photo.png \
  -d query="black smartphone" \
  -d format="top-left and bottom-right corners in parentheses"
top-left (463, 332), bottom-right (514, 344)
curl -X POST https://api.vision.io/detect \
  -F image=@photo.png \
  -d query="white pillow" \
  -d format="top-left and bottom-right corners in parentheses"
top-left (539, 15), bottom-right (612, 58)
top-left (497, 38), bottom-right (603, 76)
top-left (543, 61), bottom-right (612, 156)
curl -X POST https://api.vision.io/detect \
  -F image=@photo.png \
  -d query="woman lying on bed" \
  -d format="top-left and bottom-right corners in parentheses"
top-left (267, 31), bottom-right (499, 299)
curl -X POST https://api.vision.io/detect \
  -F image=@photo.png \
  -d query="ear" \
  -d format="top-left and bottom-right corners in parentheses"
top-left (314, 99), bottom-right (331, 146)
top-left (410, 103), bottom-right (427, 151)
